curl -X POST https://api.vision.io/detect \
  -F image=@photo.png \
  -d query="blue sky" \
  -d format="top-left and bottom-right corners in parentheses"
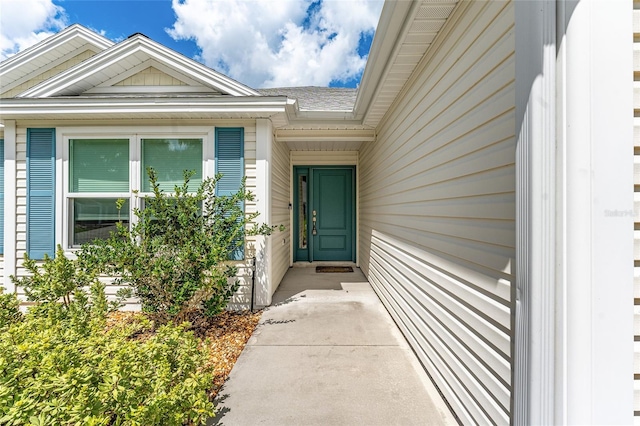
top-left (0, 0), bottom-right (383, 89)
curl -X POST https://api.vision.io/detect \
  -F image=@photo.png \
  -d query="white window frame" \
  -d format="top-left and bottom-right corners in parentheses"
top-left (57, 126), bottom-right (216, 250)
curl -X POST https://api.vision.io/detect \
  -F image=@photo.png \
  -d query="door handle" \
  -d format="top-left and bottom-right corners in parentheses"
top-left (312, 210), bottom-right (317, 235)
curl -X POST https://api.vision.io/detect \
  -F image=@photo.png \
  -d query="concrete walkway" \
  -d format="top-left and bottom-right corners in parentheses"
top-left (211, 266), bottom-right (457, 426)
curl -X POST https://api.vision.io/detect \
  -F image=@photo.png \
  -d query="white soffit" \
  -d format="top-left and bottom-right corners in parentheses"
top-left (277, 128), bottom-right (374, 151)
top-left (286, 140), bottom-right (365, 151)
top-left (0, 24), bottom-right (113, 93)
top-left (357, 0), bottom-right (459, 128)
top-left (17, 34), bottom-right (259, 98)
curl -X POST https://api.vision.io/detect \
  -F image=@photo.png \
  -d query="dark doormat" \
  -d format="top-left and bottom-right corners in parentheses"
top-left (316, 266), bottom-right (354, 273)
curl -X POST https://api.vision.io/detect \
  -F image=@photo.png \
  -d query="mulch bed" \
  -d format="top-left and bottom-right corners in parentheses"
top-left (199, 310), bottom-right (262, 397)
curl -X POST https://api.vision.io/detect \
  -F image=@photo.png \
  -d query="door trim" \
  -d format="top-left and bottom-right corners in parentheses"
top-left (293, 165), bottom-right (355, 263)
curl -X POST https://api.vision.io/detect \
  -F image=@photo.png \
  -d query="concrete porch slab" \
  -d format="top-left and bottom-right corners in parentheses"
top-left (211, 267), bottom-right (456, 426)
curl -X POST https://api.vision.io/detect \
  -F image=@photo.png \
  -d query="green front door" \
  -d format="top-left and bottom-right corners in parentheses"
top-left (294, 166), bottom-right (355, 262)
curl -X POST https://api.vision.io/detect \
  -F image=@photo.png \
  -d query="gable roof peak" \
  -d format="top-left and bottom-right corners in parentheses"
top-left (127, 32), bottom-right (149, 40)
top-left (1, 23), bottom-right (113, 74)
top-left (17, 28), bottom-right (259, 98)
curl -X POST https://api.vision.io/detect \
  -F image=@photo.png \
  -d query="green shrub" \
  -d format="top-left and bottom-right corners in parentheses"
top-left (0, 288), bottom-right (21, 329)
top-left (15, 245), bottom-right (96, 307)
top-left (10, 245), bottom-right (125, 331)
top-left (1, 249), bottom-right (215, 425)
top-left (0, 313), bottom-right (215, 425)
top-left (79, 168), bottom-right (278, 324)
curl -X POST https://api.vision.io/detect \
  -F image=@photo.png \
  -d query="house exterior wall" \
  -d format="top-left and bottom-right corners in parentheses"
top-left (216, 121), bottom-right (258, 309)
top-left (631, 0), bottom-right (640, 421)
top-left (0, 128), bottom-right (4, 289)
top-left (635, 2), bottom-right (640, 419)
top-left (8, 119), bottom-right (258, 310)
top-left (268, 138), bottom-right (291, 298)
top-left (358, 1), bottom-right (515, 424)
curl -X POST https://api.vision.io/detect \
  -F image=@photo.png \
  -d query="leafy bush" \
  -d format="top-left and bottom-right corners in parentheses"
top-left (1, 250), bottom-right (215, 425)
top-left (16, 245), bottom-right (96, 307)
top-left (1, 169), bottom-right (276, 424)
top-left (0, 313), bottom-right (215, 425)
top-left (0, 289), bottom-right (21, 329)
top-left (80, 169), bottom-right (277, 324)
top-left (10, 245), bottom-right (125, 331)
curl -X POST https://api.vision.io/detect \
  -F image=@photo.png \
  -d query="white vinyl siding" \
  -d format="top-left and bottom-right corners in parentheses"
top-left (633, 1), bottom-right (640, 421)
top-left (15, 126), bottom-right (28, 299)
top-left (0, 132), bottom-right (4, 286)
top-left (227, 124), bottom-right (257, 309)
top-left (359, 1), bottom-right (515, 424)
top-left (269, 138), bottom-right (291, 294)
top-left (114, 67), bottom-right (188, 87)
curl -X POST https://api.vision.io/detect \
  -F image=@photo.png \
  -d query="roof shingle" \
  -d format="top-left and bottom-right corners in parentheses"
top-left (258, 86), bottom-right (357, 112)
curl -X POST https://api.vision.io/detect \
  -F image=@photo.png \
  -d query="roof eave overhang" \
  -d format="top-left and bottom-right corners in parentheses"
top-left (351, 0), bottom-right (460, 129)
top-left (282, 98), bottom-right (366, 128)
top-left (352, 1), bottom-right (416, 122)
top-left (0, 24), bottom-right (114, 77)
top-left (0, 96), bottom-right (290, 124)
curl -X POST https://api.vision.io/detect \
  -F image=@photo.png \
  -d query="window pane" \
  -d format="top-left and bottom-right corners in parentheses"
top-left (70, 139), bottom-right (129, 192)
top-left (142, 139), bottom-right (202, 192)
top-left (72, 198), bottom-right (129, 246)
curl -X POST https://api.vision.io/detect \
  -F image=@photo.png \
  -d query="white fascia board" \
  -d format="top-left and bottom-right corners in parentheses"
top-left (0, 24), bottom-right (113, 76)
top-left (3, 45), bottom-right (105, 95)
top-left (293, 110), bottom-right (358, 121)
top-left (0, 96), bottom-right (288, 118)
top-left (18, 35), bottom-right (259, 98)
top-left (87, 86), bottom-right (220, 94)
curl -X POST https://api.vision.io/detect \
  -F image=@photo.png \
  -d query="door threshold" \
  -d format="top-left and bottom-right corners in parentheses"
top-left (292, 261), bottom-right (358, 269)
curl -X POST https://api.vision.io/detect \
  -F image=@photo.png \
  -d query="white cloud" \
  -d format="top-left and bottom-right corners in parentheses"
top-left (0, 0), bottom-right (67, 61)
top-left (167, 0), bottom-right (383, 88)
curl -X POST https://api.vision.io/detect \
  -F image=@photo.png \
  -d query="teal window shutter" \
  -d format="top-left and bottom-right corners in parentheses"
top-left (27, 129), bottom-right (55, 259)
top-left (0, 139), bottom-right (4, 254)
top-left (215, 128), bottom-right (244, 196)
top-left (215, 128), bottom-right (244, 260)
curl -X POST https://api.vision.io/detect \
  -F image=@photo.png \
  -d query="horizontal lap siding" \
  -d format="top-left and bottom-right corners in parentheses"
top-left (228, 125), bottom-right (257, 309)
top-left (270, 139), bottom-right (291, 294)
top-left (114, 67), bottom-right (189, 87)
top-left (15, 128), bottom-right (27, 299)
top-left (633, 2), bottom-right (640, 421)
top-left (0, 130), bottom-right (3, 286)
top-left (359, 1), bottom-right (515, 424)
